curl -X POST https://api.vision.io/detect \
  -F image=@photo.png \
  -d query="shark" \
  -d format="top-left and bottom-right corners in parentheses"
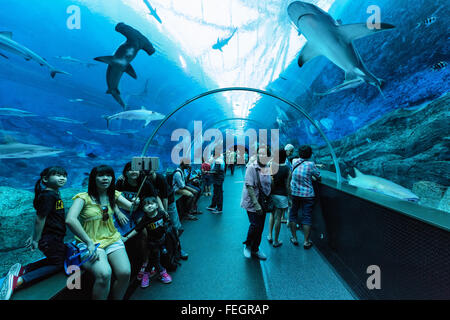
top-left (88, 129), bottom-right (121, 136)
top-left (54, 56), bottom-right (97, 68)
top-left (212, 28), bottom-right (238, 52)
top-left (0, 31), bottom-right (70, 78)
top-left (143, 0), bottom-right (162, 24)
top-left (348, 168), bottom-right (419, 202)
top-left (287, 1), bottom-right (395, 96)
top-left (103, 106), bottom-right (165, 128)
top-left (0, 141), bottom-right (63, 159)
top-left (0, 107), bottom-right (36, 117)
top-left (48, 116), bottom-right (87, 125)
top-left (94, 23), bottom-right (156, 109)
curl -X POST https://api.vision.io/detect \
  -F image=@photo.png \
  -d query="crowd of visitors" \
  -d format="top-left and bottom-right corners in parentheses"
top-left (0, 144), bottom-right (321, 299)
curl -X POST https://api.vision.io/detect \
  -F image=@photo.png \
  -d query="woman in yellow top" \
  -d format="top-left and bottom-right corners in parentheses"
top-left (66, 165), bottom-right (139, 300)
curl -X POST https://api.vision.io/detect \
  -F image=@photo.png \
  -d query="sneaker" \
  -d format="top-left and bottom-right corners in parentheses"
top-left (137, 264), bottom-right (148, 281)
top-left (159, 269), bottom-right (172, 284)
top-left (243, 245), bottom-right (251, 259)
top-left (140, 272), bottom-right (150, 288)
top-left (185, 214), bottom-right (198, 220)
top-left (0, 263), bottom-right (21, 300)
top-left (213, 209), bottom-right (223, 214)
top-left (149, 267), bottom-right (157, 278)
top-left (206, 206), bottom-right (216, 211)
top-left (180, 249), bottom-right (189, 260)
top-left (252, 250), bottom-right (267, 260)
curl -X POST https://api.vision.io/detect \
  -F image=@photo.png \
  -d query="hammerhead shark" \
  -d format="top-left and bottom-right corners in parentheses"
top-left (94, 23), bottom-right (155, 109)
top-left (0, 31), bottom-right (70, 78)
top-left (143, 0), bottom-right (162, 24)
top-left (287, 1), bottom-right (395, 96)
top-left (212, 28), bottom-right (238, 52)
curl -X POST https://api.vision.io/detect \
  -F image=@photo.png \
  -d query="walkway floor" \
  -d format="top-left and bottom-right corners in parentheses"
top-left (130, 167), bottom-right (354, 300)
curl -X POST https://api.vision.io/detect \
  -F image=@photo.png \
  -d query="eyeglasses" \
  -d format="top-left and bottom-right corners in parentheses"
top-left (101, 205), bottom-right (109, 221)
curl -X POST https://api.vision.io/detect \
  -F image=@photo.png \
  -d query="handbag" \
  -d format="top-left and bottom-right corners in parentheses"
top-left (64, 241), bottom-right (100, 275)
top-left (255, 167), bottom-right (274, 213)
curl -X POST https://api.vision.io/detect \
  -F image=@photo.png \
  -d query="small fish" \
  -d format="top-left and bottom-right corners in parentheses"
top-left (276, 117), bottom-right (283, 126)
top-left (69, 98), bottom-right (84, 103)
top-left (431, 61), bottom-right (447, 71)
top-left (366, 138), bottom-right (372, 144)
top-left (416, 16), bottom-right (437, 28)
top-left (320, 118), bottom-right (334, 131)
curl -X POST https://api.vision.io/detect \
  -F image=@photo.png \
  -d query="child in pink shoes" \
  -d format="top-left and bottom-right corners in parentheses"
top-left (123, 197), bottom-right (172, 288)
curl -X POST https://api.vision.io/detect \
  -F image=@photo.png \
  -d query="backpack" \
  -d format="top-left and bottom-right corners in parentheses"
top-left (160, 221), bottom-right (182, 272)
top-left (165, 168), bottom-right (183, 189)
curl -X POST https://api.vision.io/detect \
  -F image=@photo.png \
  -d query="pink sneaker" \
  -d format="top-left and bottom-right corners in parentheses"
top-left (140, 272), bottom-right (150, 288)
top-left (137, 264), bottom-right (147, 281)
top-left (159, 269), bottom-right (172, 284)
top-left (149, 267), bottom-right (157, 278)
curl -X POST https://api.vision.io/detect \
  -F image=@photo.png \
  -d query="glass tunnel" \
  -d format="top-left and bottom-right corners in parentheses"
top-left (0, 0), bottom-right (448, 302)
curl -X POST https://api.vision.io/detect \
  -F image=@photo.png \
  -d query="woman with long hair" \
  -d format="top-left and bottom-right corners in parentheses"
top-left (66, 165), bottom-right (138, 300)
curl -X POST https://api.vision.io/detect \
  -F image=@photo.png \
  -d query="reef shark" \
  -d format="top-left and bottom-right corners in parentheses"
top-left (348, 168), bottom-right (419, 202)
top-left (287, 1), bottom-right (395, 96)
top-left (212, 28), bottom-right (238, 52)
top-left (143, 0), bottom-right (162, 24)
top-left (94, 23), bottom-right (155, 109)
top-left (103, 106), bottom-right (165, 128)
top-left (0, 141), bottom-right (63, 159)
top-left (0, 31), bottom-right (70, 78)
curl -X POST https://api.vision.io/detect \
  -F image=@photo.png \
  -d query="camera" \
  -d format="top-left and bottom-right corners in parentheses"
top-left (131, 156), bottom-right (159, 172)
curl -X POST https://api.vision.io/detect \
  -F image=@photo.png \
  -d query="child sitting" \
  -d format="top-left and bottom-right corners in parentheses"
top-left (0, 166), bottom-right (68, 300)
top-left (122, 197), bottom-right (172, 288)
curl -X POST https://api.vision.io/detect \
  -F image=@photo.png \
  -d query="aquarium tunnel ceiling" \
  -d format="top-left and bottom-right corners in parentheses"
top-left (0, 0), bottom-right (449, 213)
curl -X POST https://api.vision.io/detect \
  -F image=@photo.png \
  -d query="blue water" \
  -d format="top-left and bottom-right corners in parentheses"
top-left (0, 0), bottom-right (448, 191)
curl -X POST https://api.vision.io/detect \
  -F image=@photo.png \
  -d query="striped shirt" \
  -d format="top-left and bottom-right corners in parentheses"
top-left (290, 158), bottom-right (321, 197)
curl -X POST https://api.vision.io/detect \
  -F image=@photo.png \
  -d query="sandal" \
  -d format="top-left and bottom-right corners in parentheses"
top-left (273, 241), bottom-right (283, 248)
top-left (303, 241), bottom-right (313, 250)
top-left (290, 237), bottom-right (299, 246)
top-left (267, 236), bottom-right (273, 244)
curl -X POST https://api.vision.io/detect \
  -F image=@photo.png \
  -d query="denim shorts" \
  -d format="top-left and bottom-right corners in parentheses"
top-left (271, 194), bottom-right (289, 209)
top-left (288, 196), bottom-right (315, 225)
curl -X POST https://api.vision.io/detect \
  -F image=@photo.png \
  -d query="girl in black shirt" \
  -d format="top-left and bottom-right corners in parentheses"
top-left (0, 166), bottom-right (68, 300)
top-left (122, 197), bottom-right (172, 287)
